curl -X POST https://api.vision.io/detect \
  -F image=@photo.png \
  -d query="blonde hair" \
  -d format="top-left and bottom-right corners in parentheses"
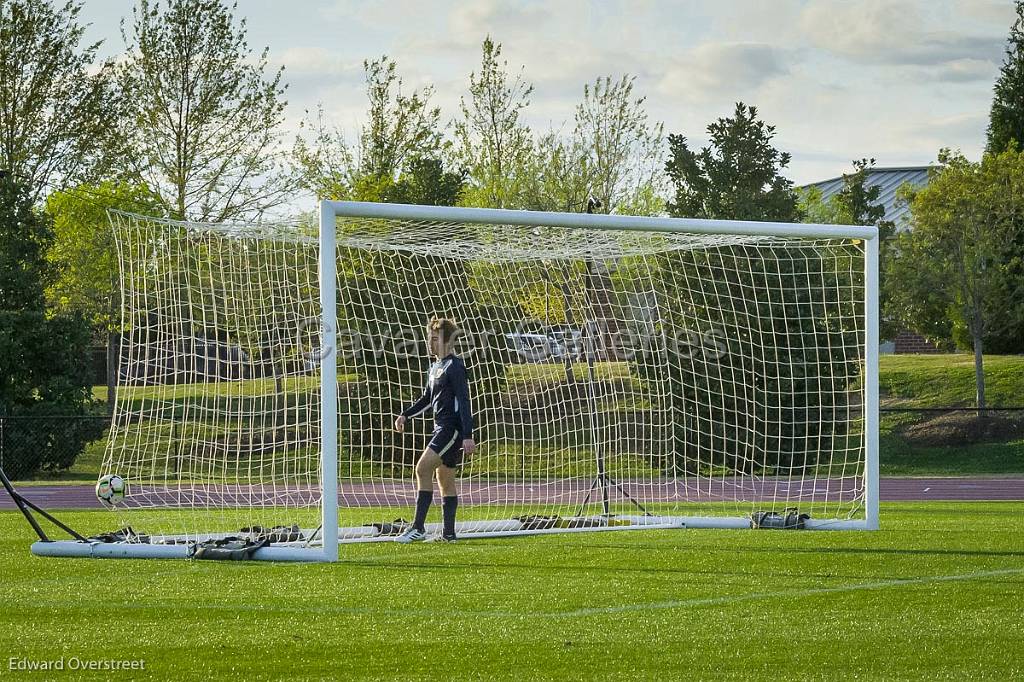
top-left (426, 316), bottom-right (459, 345)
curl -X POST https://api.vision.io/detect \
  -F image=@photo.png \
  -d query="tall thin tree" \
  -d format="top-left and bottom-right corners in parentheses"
top-left (0, 0), bottom-right (120, 202)
top-left (987, 1), bottom-right (1024, 153)
top-left (455, 37), bottom-right (534, 209)
top-left (119, 0), bottom-right (291, 221)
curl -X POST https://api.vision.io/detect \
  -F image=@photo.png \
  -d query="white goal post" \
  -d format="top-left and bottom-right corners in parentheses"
top-left (32, 200), bottom-right (879, 562)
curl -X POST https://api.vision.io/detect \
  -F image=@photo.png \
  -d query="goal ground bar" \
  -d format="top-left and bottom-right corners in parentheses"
top-left (29, 515), bottom-right (870, 561)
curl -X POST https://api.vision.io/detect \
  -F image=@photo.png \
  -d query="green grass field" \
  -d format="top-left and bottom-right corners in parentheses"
top-left (2, 503), bottom-right (1022, 680)
top-left (878, 354), bottom-right (1024, 476)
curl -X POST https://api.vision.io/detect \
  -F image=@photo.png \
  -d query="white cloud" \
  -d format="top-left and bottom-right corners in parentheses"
top-left (278, 47), bottom-right (363, 80)
top-left (656, 43), bottom-right (790, 102)
top-left (799, 0), bottom-right (1003, 66)
top-left (448, 0), bottom-right (560, 48)
top-left (925, 58), bottom-right (1000, 84)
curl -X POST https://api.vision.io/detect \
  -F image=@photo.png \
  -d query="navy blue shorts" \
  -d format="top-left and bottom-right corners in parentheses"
top-left (428, 424), bottom-right (463, 468)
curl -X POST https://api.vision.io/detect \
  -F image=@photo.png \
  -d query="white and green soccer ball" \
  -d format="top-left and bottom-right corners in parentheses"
top-left (95, 474), bottom-right (126, 507)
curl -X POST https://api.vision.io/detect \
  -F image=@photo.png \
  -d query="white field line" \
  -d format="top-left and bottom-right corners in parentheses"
top-left (18, 566), bottom-right (1023, 620)
top-left (558, 567), bottom-right (1024, 618)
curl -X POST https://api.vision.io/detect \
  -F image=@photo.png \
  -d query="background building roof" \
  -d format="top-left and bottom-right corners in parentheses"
top-left (799, 166), bottom-right (932, 227)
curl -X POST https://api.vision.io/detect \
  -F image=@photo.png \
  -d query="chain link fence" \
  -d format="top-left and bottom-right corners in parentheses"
top-left (0, 415), bottom-right (111, 481)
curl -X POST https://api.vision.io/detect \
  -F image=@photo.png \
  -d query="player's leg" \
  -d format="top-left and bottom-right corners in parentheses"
top-left (397, 448), bottom-right (440, 543)
top-left (433, 432), bottom-right (462, 540)
top-left (415, 449), bottom-right (441, 492)
top-left (436, 463), bottom-right (459, 541)
top-left (398, 426), bottom-right (457, 543)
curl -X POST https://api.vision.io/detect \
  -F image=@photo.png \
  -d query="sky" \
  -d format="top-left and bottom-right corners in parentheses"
top-left (78, 0), bottom-right (1017, 187)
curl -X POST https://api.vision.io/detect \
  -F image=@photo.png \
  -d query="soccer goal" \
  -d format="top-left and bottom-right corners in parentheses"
top-left (32, 201), bottom-right (878, 562)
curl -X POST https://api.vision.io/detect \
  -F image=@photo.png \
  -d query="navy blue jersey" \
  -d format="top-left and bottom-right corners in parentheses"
top-left (401, 354), bottom-right (473, 438)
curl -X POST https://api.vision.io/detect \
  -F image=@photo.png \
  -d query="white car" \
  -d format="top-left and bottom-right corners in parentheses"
top-left (504, 331), bottom-right (581, 363)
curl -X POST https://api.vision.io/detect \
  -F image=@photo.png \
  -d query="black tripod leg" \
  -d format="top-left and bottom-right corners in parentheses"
top-left (18, 496), bottom-right (88, 541)
top-left (0, 466), bottom-right (87, 542)
top-left (575, 475), bottom-right (602, 517)
top-left (605, 474), bottom-right (651, 515)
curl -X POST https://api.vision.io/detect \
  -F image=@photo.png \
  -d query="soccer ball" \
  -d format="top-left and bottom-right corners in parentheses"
top-left (95, 474), bottom-right (126, 507)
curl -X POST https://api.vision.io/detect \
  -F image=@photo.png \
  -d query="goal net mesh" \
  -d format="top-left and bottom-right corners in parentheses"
top-left (101, 209), bottom-right (868, 544)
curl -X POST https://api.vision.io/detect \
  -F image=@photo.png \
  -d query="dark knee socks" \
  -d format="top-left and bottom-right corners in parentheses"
top-left (442, 495), bottom-right (458, 537)
top-left (412, 490), bottom-right (433, 531)
top-left (412, 491), bottom-right (458, 535)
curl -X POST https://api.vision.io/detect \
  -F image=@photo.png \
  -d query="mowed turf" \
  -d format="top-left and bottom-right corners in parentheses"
top-left (1, 503), bottom-right (1022, 680)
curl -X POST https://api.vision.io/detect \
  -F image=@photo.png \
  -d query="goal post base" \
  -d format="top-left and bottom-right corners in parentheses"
top-left (29, 514), bottom-right (870, 560)
top-left (30, 541), bottom-right (330, 562)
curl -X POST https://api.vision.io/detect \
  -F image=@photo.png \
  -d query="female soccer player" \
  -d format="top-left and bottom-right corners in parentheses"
top-left (393, 317), bottom-right (476, 542)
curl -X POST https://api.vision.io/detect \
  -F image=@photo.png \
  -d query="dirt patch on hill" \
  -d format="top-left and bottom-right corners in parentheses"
top-left (901, 411), bottom-right (1024, 447)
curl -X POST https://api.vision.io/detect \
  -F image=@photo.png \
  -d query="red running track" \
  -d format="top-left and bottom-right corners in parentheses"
top-left (2, 477), bottom-right (1023, 511)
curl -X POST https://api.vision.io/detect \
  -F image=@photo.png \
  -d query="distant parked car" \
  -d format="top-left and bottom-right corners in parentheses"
top-left (504, 331), bottom-right (582, 363)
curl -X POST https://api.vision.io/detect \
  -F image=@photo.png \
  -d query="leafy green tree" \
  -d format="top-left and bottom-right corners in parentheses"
top-left (45, 182), bottom-right (163, 407)
top-left (525, 76), bottom-right (665, 216)
top-left (889, 149), bottom-right (1024, 410)
top-left (796, 185), bottom-right (842, 224)
top-left (798, 159), bottom-right (893, 231)
top-left (292, 104), bottom-right (356, 200)
top-left (118, 0), bottom-right (291, 221)
top-left (523, 131), bottom-right (593, 213)
top-left (45, 182), bottom-right (162, 331)
top-left (293, 57), bottom-right (444, 202)
top-left (455, 37), bottom-right (534, 209)
top-left (383, 158), bottom-right (465, 207)
top-left (830, 159), bottom-right (902, 337)
top-left (832, 159), bottom-right (892, 231)
top-left (0, 0), bottom-right (120, 202)
top-left (0, 172), bottom-right (97, 478)
top-left (798, 159), bottom-right (898, 337)
top-left (665, 102), bottom-right (799, 222)
top-left (575, 75), bottom-right (665, 215)
top-left (647, 105), bottom-right (859, 474)
top-left (360, 57), bottom-right (444, 182)
top-left (987, 1), bottom-right (1024, 153)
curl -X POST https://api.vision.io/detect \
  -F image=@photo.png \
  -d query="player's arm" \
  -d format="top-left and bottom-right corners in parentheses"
top-left (451, 361), bottom-right (476, 454)
top-left (395, 381), bottom-right (430, 432)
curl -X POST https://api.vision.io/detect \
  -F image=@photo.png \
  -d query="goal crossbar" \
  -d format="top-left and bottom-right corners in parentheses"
top-left (327, 200), bottom-right (879, 240)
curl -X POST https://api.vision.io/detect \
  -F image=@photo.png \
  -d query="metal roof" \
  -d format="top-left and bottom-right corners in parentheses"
top-left (799, 166), bottom-right (932, 227)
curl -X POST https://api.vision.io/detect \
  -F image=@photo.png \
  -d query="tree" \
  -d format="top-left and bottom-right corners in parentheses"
top-left (359, 57), bottom-right (443, 182)
top-left (118, 0), bottom-right (291, 221)
top-left (455, 37), bottom-right (534, 209)
top-left (796, 185), bottom-right (842, 224)
top-left (523, 131), bottom-right (594, 213)
top-left (45, 182), bottom-right (163, 331)
top-left (574, 75), bottom-right (665, 215)
top-left (650, 106), bottom-right (857, 475)
top-left (798, 159), bottom-right (899, 336)
top-left (889, 149), bottom-right (1024, 410)
top-left (0, 172), bottom-right (97, 478)
top-left (292, 104), bottom-right (355, 201)
top-left (382, 157), bottom-right (465, 207)
top-left (987, 1), bottom-right (1024, 153)
top-left (665, 102), bottom-right (799, 222)
top-left (293, 57), bottom-right (445, 202)
top-left (831, 159), bottom-right (894, 233)
top-left (798, 159), bottom-right (894, 231)
top-left (45, 182), bottom-right (163, 408)
top-left (524, 76), bottom-right (665, 216)
top-left (0, 0), bottom-right (120, 202)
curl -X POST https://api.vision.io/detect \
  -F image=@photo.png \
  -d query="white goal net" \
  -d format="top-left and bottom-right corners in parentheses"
top-left (49, 203), bottom-right (878, 561)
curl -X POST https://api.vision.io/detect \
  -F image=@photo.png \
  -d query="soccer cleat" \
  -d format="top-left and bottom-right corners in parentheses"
top-left (427, 533), bottom-right (457, 543)
top-left (395, 528), bottom-right (427, 544)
